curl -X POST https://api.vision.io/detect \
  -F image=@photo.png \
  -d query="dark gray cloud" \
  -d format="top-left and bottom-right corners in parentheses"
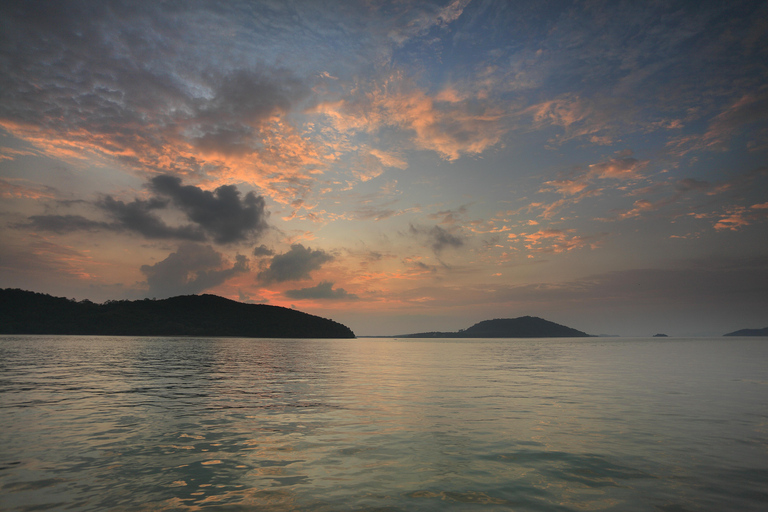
top-left (98, 195), bottom-right (206, 241)
top-left (253, 244), bottom-right (275, 257)
top-left (285, 281), bottom-right (358, 300)
top-left (150, 175), bottom-right (269, 244)
top-left (410, 224), bottom-right (464, 253)
top-left (20, 214), bottom-right (113, 234)
top-left (16, 176), bottom-right (269, 244)
top-left (141, 243), bottom-right (249, 298)
top-left (258, 244), bottom-right (333, 283)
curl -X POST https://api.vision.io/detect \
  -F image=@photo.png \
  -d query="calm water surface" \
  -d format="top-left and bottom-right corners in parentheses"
top-left (1, 336), bottom-right (767, 511)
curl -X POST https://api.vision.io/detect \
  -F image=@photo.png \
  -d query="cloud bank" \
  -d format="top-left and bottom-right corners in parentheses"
top-left (258, 244), bottom-right (333, 284)
top-left (285, 281), bottom-right (358, 301)
top-left (18, 176), bottom-right (269, 244)
top-left (141, 243), bottom-right (249, 298)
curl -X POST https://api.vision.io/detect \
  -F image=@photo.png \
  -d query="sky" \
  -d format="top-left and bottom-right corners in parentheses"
top-left (1, 0), bottom-right (767, 337)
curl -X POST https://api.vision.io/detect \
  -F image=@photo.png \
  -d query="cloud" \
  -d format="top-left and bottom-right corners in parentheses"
top-left (0, 3), bottom-right (324, 203)
top-left (534, 189), bottom-right (603, 220)
top-left (703, 92), bottom-right (768, 150)
top-left (98, 196), bottom-right (206, 241)
top-left (428, 205), bottom-right (469, 225)
top-left (601, 168), bottom-right (768, 222)
top-left (667, 91), bottom-right (768, 156)
top-left (713, 205), bottom-right (768, 231)
top-left (149, 175), bottom-right (269, 244)
top-left (0, 178), bottom-right (58, 200)
top-left (516, 229), bottom-right (607, 255)
top-left (140, 243), bottom-right (249, 298)
top-left (252, 244), bottom-right (274, 257)
top-left (541, 155), bottom-right (646, 196)
top-left (410, 224), bottom-right (464, 254)
top-left (284, 281), bottom-right (358, 301)
top-left (20, 215), bottom-right (114, 234)
top-left (257, 244), bottom-right (333, 284)
top-left (587, 156), bottom-right (646, 180)
top-left (346, 200), bottom-right (421, 222)
top-left (534, 154), bottom-right (647, 219)
top-left (527, 96), bottom-right (592, 130)
top-left (0, 236), bottom-right (100, 283)
top-left (369, 148), bottom-right (408, 170)
top-left (384, 0), bottom-right (471, 45)
top-left (312, 73), bottom-right (506, 162)
top-left (16, 175), bottom-right (270, 244)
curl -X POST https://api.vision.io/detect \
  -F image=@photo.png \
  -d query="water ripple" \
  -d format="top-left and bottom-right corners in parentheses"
top-left (1, 336), bottom-right (767, 511)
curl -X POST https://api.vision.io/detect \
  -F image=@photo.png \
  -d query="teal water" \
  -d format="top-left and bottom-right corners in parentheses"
top-left (1, 336), bottom-right (766, 511)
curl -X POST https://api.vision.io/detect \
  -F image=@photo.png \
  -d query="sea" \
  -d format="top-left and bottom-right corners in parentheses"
top-left (1, 335), bottom-right (766, 511)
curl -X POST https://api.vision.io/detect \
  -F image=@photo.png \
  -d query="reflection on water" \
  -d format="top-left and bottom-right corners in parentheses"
top-left (1, 336), bottom-right (767, 511)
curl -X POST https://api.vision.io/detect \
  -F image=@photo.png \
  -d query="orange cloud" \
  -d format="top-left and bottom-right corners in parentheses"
top-left (369, 148), bottom-right (408, 170)
top-left (0, 178), bottom-right (58, 200)
top-left (540, 178), bottom-right (590, 196)
top-left (713, 207), bottom-right (753, 231)
top-left (467, 221), bottom-right (512, 234)
top-left (28, 239), bottom-right (104, 281)
top-left (0, 114), bottom-right (329, 207)
top-left (527, 96), bottom-right (591, 128)
top-left (616, 199), bottom-right (658, 220)
top-left (312, 73), bottom-right (506, 162)
top-left (535, 189), bottom-right (603, 220)
top-left (587, 156), bottom-right (647, 180)
top-left (515, 229), bottom-right (606, 254)
top-left (535, 154), bottom-right (646, 219)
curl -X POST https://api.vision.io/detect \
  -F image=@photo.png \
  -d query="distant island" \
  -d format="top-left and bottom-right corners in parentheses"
top-left (0, 289), bottom-right (355, 338)
top-left (723, 327), bottom-right (768, 336)
top-left (653, 333), bottom-right (668, 337)
top-left (398, 316), bottom-right (590, 338)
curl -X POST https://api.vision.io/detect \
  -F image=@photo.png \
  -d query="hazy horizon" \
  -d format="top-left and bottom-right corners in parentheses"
top-left (1, 1), bottom-right (767, 338)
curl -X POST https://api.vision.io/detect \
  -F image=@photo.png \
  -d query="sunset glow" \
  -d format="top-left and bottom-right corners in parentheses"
top-left (1, 0), bottom-right (766, 336)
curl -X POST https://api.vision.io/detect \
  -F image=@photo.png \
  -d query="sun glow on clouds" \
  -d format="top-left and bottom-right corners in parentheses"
top-left (311, 72), bottom-right (507, 162)
top-left (1, 0), bottom-right (767, 335)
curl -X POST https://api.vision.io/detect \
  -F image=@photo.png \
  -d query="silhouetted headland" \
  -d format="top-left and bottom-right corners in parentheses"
top-left (398, 316), bottom-right (590, 338)
top-left (723, 327), bottom-right (768, 336)
top-left (0, 289), bottom-right (355, 338)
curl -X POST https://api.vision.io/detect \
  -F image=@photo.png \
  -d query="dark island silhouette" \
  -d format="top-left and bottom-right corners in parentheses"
top-left (398, 316), bottom-right (590, 338)
top-left (723, 327), bottom-right (768, 336)
top-left (0, 289), bottom-right (355, 338)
